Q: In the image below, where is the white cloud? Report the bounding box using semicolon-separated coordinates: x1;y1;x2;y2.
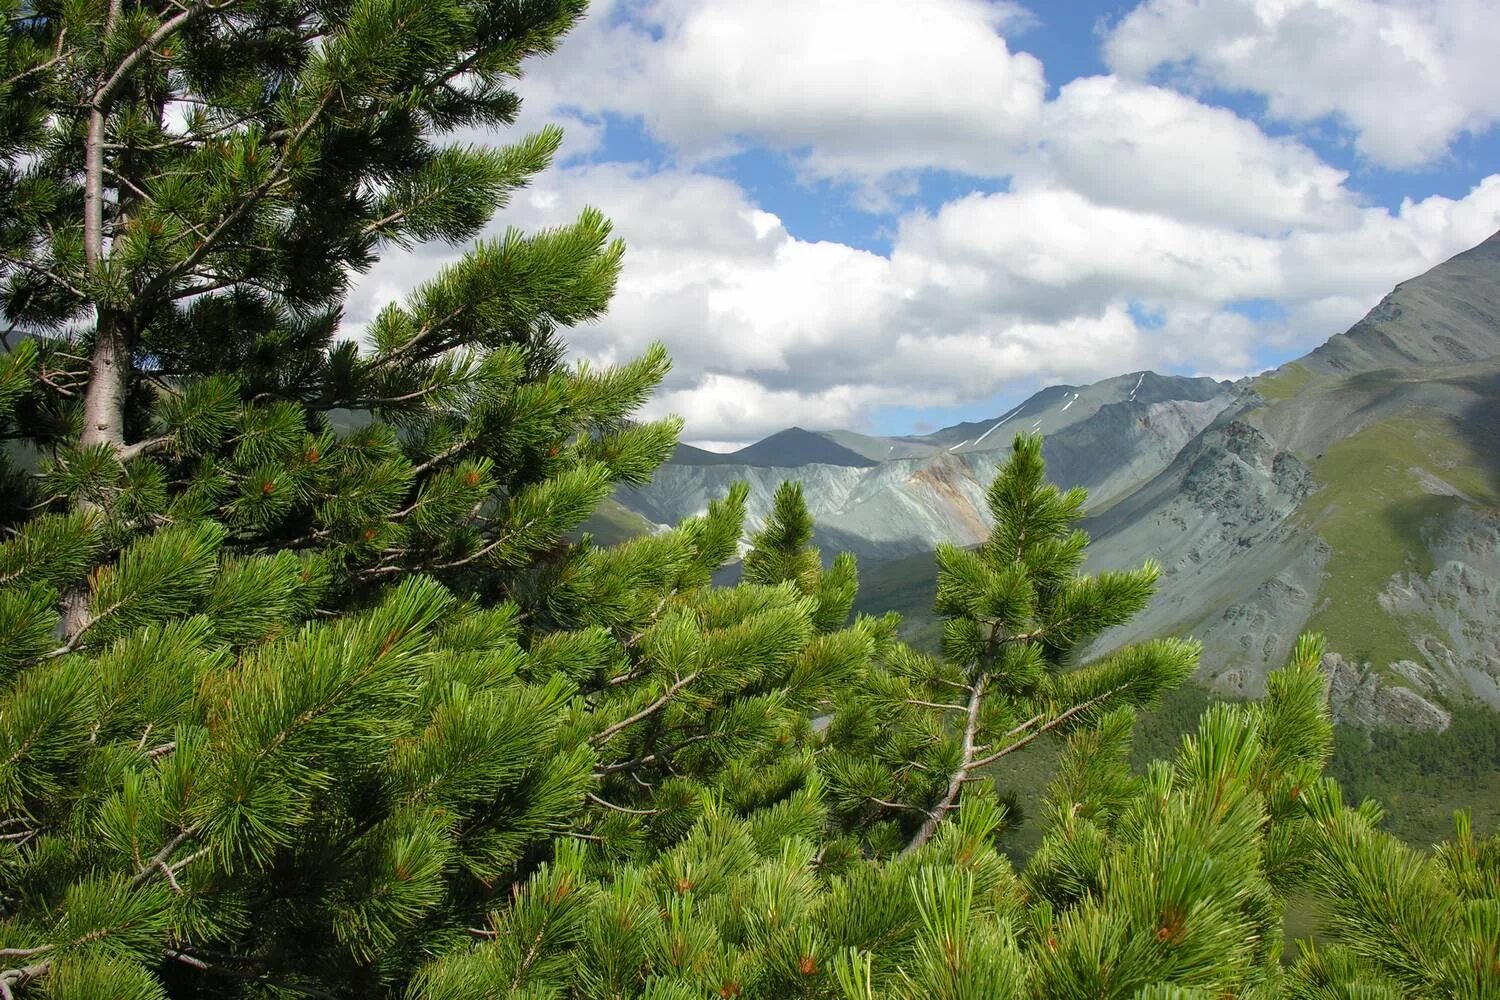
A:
337;1;1500;445
521;0;1046;183
342;162;1500;445
517;2;1386;234
1024;76;1357;233
642;375;882;444
1104;0;1500;169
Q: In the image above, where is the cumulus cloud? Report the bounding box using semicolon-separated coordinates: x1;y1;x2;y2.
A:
1104;0;1500;169
520;0;1046;184
340;0;1500;447
346;162;1500;446
1023;76;1358;233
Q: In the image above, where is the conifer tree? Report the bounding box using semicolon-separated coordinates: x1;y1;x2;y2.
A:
1290;789;1500;998
2;0;674;622
402;632;1357;998
741;481;860;635
0;2;884;995
5;5;1497;995
821;433;1199;858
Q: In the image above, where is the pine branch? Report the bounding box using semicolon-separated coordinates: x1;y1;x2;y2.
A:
593;733;715;775
145;83;337;298
586;792;657;816
117;434;175;461
0;26;67;91
94;2;236;107
369;304;469;373
0;251;87;299
905;698;970;713
408;434;473;477
162;948;340;999
0;831;208;999
590;672;701;747
870;797;927;814
129;828;197;888
102;165;156;208
0;959;48;999
900;677;986;857
963;684;1129;773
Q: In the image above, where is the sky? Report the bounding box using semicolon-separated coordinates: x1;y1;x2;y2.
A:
344;0;1500;450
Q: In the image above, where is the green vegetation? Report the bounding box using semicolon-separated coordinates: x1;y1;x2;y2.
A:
851;547;941;649
1329;706;1500;845
1252;362;1315;401
1301;412;1497;667
579;497;661;546
822;434;1198;859
5;2;1500;996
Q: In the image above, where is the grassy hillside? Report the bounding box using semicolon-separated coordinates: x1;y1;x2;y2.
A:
1252;362;1314;401
1296;411;1496;667
577;496;659;546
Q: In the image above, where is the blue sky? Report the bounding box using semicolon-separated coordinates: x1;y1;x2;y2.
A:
348;0;1500;447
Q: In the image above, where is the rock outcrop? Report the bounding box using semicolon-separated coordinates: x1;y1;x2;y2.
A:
1322;652;1452;731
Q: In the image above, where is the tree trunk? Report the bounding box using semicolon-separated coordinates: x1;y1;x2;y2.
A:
79;0;128;453
79;309;128;450
67;68;126;638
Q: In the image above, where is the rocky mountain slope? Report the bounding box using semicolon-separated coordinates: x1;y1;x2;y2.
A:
616;371;1239;560
611;231;1500;728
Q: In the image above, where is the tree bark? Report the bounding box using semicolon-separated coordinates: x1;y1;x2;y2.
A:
66;3;127;640
79;309;128;450
79;0;128;454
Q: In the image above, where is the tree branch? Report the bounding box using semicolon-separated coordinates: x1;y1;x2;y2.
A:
586;791;656;816
0;959;48;999
965;684;1129;773
905;698;970;713
900;677;986;857
117;434;174;462
95;3;234;107
144;82;337;299
591;672;701;747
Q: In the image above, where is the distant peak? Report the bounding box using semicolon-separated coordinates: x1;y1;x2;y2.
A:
672;425;874;468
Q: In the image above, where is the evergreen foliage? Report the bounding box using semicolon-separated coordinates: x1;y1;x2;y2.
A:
3;3;1497;997
819;434;1199;858
1;0;875;992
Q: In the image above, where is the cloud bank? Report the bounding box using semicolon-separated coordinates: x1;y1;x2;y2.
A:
346;0;1500;446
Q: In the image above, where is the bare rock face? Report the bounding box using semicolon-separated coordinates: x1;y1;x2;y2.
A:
1078;415;1323;699
1321;652;1452;731
1376;508;1500;709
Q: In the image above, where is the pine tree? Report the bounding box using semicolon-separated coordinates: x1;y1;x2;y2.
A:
1;0;671;618
5;5;1497;995
400;632;1357;998
1290;789;1500;997
821;433;1199;858
741;481;860;636
0;2;884;995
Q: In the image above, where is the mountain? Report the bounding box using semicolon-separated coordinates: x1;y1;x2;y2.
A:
611;231;1500;728
850;232;1500;729
617;372;1238;559
672;426;877;468
1080;234;1500;725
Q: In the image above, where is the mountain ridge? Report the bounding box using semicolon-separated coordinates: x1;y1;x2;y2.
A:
612;230;1500;728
